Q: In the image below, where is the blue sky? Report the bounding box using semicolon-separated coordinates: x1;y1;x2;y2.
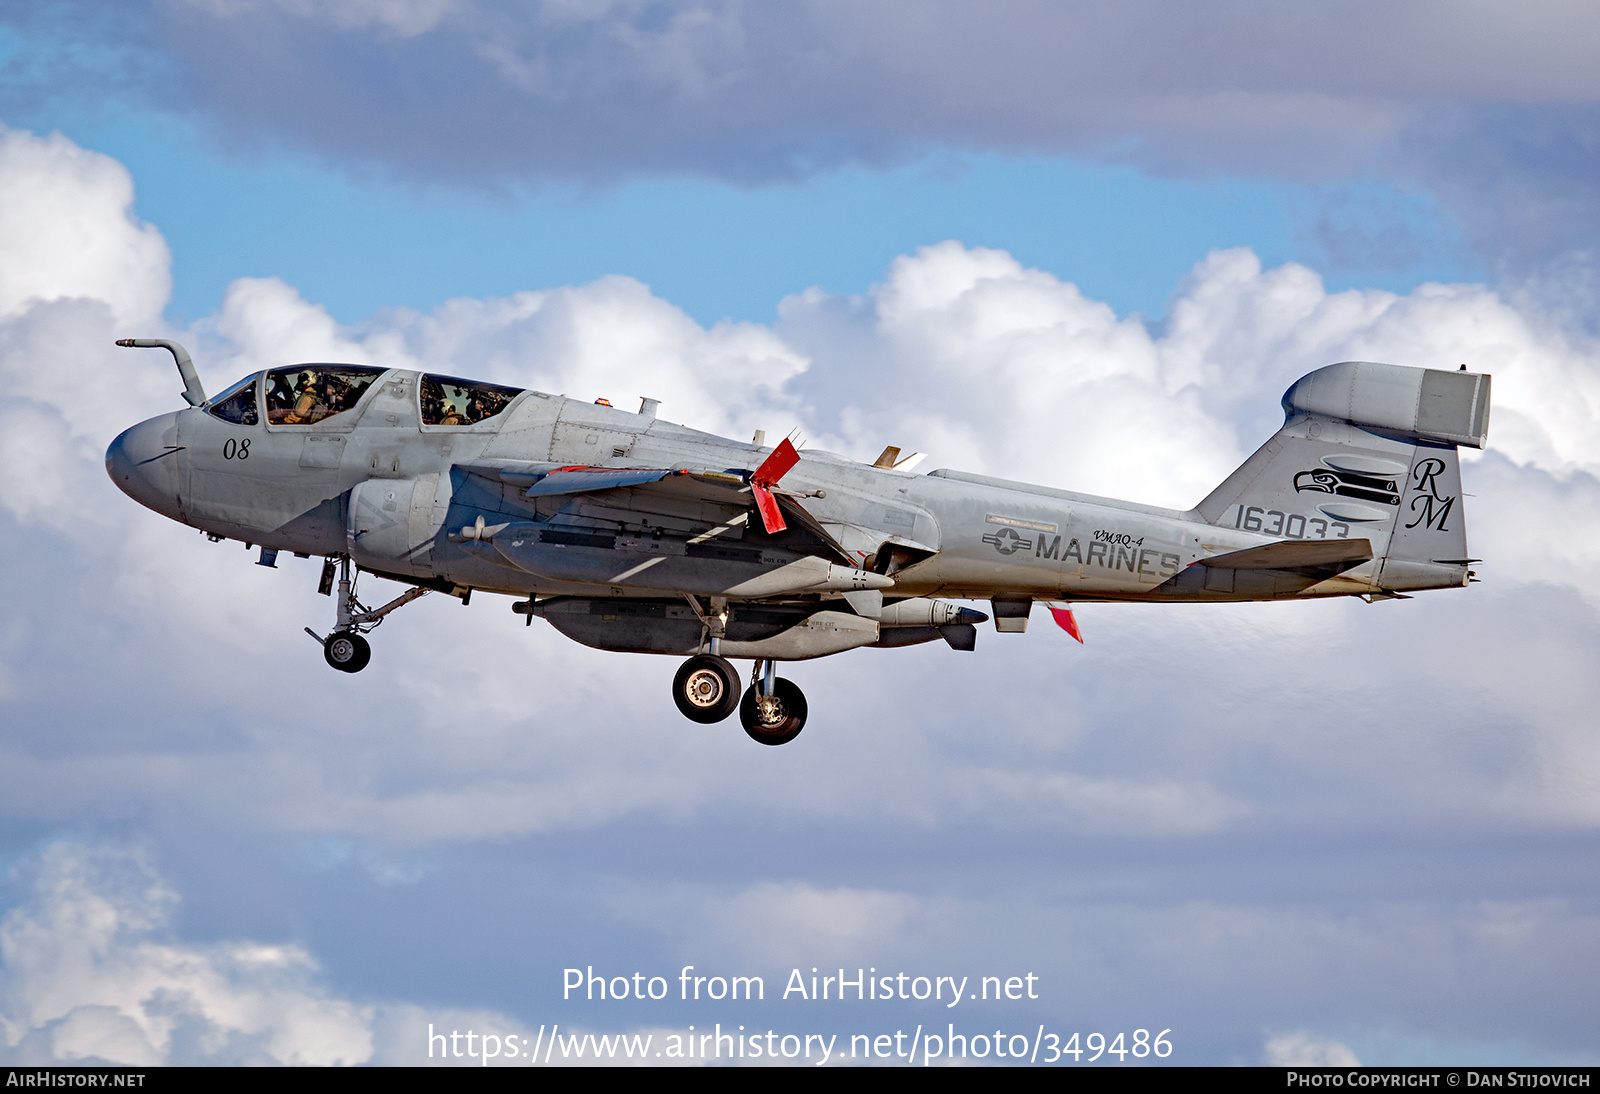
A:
1;0;1598;1069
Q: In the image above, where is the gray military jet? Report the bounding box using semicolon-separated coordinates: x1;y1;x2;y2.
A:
106;339;1488;744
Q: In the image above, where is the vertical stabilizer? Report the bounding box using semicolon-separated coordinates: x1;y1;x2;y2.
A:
1196;362;1488;594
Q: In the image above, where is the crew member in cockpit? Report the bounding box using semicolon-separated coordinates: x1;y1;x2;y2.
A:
321;374;349;417
284;371;321;424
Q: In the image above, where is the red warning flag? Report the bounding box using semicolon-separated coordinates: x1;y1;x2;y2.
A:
1048;604;1083;643
750;438;800;534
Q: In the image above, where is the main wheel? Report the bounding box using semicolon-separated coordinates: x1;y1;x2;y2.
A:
672;655;741;723
324;631;371;673
739;678;807;745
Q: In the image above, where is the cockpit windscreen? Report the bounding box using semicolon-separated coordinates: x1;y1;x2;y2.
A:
208;375;259;425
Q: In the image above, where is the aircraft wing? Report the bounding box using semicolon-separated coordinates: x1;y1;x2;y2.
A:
463;460;748;498
457;459;854;564
523;466;693;496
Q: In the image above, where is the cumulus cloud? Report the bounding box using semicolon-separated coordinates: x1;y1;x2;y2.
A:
180;0;463;38
0;843;373;1065
0;128;176;534
0;126;168;328
783;242;1600;501
1264;1031;1361;1066
0;842;651;1067
182;271;809;445
704;883;918;968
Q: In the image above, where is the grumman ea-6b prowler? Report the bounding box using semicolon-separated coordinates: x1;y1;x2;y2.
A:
107;340;1489;745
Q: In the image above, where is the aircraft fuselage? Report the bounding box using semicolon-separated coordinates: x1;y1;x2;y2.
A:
107;352;1486;741
107;365;1426;608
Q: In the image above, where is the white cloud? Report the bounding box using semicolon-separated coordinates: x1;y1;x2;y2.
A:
357;275;810;441
783;243;1600;500
0;127;169;329
204;276;370;380
177;0;462;38
705;883;917;968
188;272;810;446
0;841;673;1067
1265;1031;1361;1066
0;843;373;1066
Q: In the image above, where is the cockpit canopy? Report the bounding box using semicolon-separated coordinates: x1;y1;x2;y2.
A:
265;365;385;425
204;365;527;428
420;374;522;426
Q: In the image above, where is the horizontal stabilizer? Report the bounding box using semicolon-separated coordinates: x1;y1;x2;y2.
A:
1200;538;1373;573
1284;362;1490;449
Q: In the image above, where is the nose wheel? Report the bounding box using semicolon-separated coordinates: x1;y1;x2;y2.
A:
323;632;371;673
672;654;741;722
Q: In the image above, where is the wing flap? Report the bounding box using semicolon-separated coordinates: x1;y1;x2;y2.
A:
773;492;852;562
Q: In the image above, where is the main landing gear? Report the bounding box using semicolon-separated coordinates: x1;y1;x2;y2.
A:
307;556;432;673
672;654;741;722
669;655;809;745
740;659;807;745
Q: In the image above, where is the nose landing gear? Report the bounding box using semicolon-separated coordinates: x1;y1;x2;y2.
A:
308;556;432;673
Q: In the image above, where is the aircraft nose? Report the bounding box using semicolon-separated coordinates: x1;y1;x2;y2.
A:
106;413;185;520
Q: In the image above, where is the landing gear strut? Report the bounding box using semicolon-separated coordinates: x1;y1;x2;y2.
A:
308;556;430;673
738;659;807;745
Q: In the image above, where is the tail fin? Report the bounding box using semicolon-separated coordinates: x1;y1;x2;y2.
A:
1196;362;1490;594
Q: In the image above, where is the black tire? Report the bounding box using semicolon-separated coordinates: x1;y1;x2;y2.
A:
324;632;371;673
672;655;741;723
739;678;807;745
